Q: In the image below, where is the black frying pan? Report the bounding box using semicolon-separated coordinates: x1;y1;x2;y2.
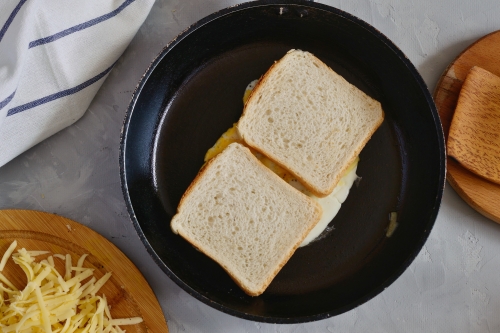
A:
120;0;445;323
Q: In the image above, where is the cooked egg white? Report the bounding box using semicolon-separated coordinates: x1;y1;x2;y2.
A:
204;80;359;247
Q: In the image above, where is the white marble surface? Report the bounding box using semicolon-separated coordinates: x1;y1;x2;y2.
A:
1;0;500;332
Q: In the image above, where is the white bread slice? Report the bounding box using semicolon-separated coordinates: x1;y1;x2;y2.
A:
171;142;322;296
238;49;384;197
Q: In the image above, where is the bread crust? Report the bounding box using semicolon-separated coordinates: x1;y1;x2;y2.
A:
171;154;218;234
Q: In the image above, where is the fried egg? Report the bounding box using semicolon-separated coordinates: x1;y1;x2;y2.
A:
204;80;359;247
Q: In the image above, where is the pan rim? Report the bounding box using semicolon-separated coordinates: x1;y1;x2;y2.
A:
119;0;446;323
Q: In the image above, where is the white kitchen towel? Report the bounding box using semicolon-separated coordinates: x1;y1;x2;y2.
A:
0;0;155;167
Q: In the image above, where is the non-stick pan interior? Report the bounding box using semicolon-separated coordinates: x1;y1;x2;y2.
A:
121;1;445;323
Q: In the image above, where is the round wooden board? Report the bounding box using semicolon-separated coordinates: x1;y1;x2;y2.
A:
434;30;500;224
0;209;168;333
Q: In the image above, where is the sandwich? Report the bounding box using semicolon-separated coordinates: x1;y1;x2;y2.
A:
170;49;384;296
171;142;322;296
238;49;384;197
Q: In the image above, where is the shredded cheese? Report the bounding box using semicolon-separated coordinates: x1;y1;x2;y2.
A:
0;241;17;271
0;241;143;333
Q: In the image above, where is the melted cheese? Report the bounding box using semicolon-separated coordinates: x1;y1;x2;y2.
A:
299;160;358;247
0;241;143;333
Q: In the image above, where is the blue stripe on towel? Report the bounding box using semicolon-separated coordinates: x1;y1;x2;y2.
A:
7;62;116;117
0;91;16;110
0;0;28;43
29;0;135;48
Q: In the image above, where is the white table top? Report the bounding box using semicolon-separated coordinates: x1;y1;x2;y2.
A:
1;0;500;332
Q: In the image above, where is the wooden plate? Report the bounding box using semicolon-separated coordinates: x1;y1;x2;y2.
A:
0;209;168;333
434;30;500;223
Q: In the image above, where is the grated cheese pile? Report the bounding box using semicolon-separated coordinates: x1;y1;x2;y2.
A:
0;241;143;333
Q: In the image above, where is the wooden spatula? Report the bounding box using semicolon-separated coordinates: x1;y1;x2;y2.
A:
448;66;500;185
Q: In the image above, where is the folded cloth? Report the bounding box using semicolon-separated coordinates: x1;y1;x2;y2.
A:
0;0;155;167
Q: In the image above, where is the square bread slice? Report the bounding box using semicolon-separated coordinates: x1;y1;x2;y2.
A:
447;66;500;184
170;142;322;296
238;49;384;197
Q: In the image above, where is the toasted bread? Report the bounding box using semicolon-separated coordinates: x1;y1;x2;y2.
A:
448;66;500;184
